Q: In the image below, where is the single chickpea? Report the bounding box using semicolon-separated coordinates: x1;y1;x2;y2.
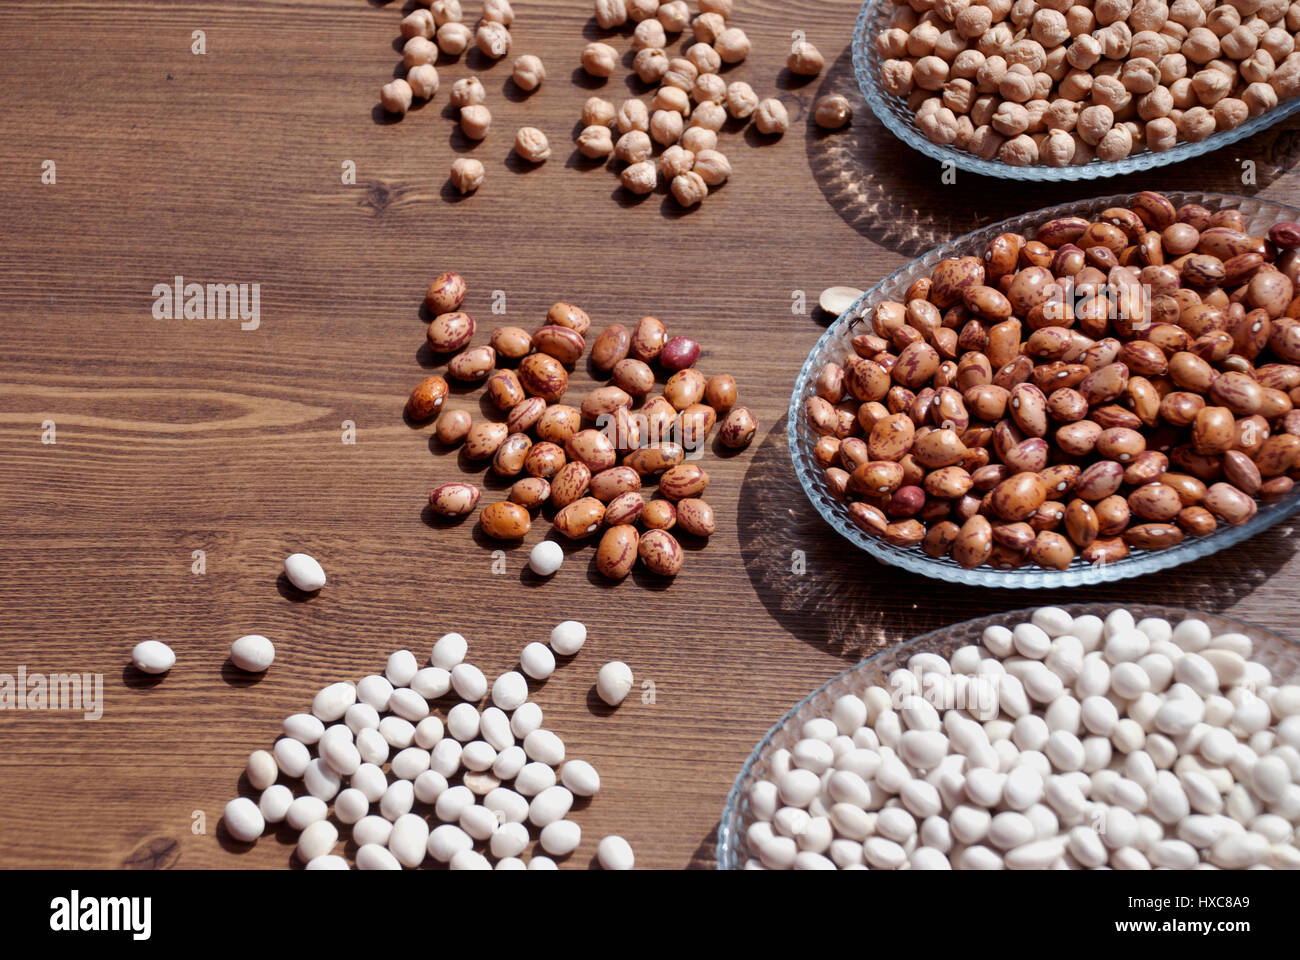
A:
1183;27;1220;63
788;39;826;76
657;0;690;32
513;54;546;91
450;76;486;107
1009;0;1036;27
1205;6;1240;38
686;42;723;74
1239;49;1275;84
693;12;727;44
576;124;615;158
614;130;653;163
1146;115;1179;149
1158;52;1188;84
969;124;1006;159
626;0;659;22
1274;52;1300;97
1031;70;1053;99
407;63;441;100
1041;127;1075;165
649;108;684;145
514;127;551;163
881;59;916;96
1162;21;1190;48
1005;38;1047;73
450;157;485;193
1169;0;1203;27
477;20;511;58
633;48;669;84
1177;103;1217;140
1095;123;1134;160
1129;32;1165;63
914;55;950;91
1130;0;1168;31
1098;23;1133;59
918;106;961;144
1095;0;1132;26
1044;97;1080;129
1092;75;1131;111
658;144;695;178
907;22;939;58
978;23;1014;58
670;171;709;207
403;36;438;68
582;42;619;77
1191;68;1231;104
620;160;658;195
992;101;1031;135
998;132;1040;164
970;94;999;125
975;55;1009;93
1137;84;1174;119
633;19;668;50
594;0;628;30
952;49;987;79
1031;9;1071;46
460;104;492;139
1169;76;1196;108
1242;81;1278;115
814;93;854;129
1260;27;1294;62
680;125;718;153
715;27;751;64
1077;103;1115;144
582;96;616;127
997;63;1036;101
955;5;993;38
693;148;731;185
663;58;699;91
380;78;414;116
690;100;727;131
699;0;733;17
910;91;939;113
617;99;650;134
653;85;691;116
692;73;727;105
482;0;514;24
1121;57;1161;94
877;28;910;59
942;78;976;114
431;0;463;27
401;10;435;40
1025;98;1051;132
437;22;474;56
754;98;791;135
1213;97;1248;129
1219;24;1257;60
953;114;976;149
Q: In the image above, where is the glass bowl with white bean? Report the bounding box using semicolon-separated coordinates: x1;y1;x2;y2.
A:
789;191;1300;588
716;603;1300;869
852;0;1300;181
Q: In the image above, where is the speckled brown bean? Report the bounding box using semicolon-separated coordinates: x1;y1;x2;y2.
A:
1168;352;1215;392
1046;388;1088;422
565;429;616;472
965;384;1010;421
929;257;986;308
581;386;633;421
912;429;968;468
1221;449;1262;495
550;462;592;508
868;413;914;461
1126;482;1182;522
814;436;841;467
951;515;994;568
893;342;941;390
990;472;1047;522
429;482;481;517
547;302;591;336
641;499;676;530
718;407;757;449
509;477;551;510
921;520;959;558
448;345;496;381
1159;391;1205;427
924;466;973;498
1075;460;1124;501
532;325;586;366
1209;371;1263;416
705;374;738;412
825;467;850;499
992;523;1036;552
624;442;685;476
664;369;707;410
532;404;579;444
492;433;532;476
1078;362;1130;404
659;463;709;500
1064;499;1099;547
612;359;655;397
1123;451;1168;486
604;490;645;525
1009;383;1048;437
1123;523;1185;550
503;397;543;436
519;353;569;402
1031;532;1075;570
1254;435;1300;476
487;370;525;410
436;409;473;446
851;460;905;496
630;316;668;362
491;326;533;360
589;466;641;501
464;422;509;459
1203;482;1257;524
426;272;467;314
1039;465;1079;499
591;324;631;370
479;501;531;539
883;520;926;547
1081;537;1129;565
675;498;715;537
427;311;476;353
638;528;683;576
596;525;640;579
1261;476;1295;500
554;497;606;539
1096;427;1146;463
660;336;701;372
1176;505;1217;535
1192;406;1236;455
408;376;450;420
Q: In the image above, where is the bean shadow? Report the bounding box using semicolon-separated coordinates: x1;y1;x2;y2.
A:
221;657;265;688
121;664;166;689
738;415;1300;665
275;571;318;602
687;821;719;869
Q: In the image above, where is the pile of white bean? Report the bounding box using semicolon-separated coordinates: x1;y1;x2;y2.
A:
742;607;1300;870
223;620;636;870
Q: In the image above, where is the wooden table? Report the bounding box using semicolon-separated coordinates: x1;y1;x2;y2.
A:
2;0;1299;870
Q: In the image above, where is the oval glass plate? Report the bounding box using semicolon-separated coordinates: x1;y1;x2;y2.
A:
852;0;1300;182
789;191;1300;588
716;602;1300;869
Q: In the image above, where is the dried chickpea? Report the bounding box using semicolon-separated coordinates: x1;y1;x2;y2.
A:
450;76;486;107
658;144;695;178
1242;81;1278;115
686;42;722;74
514;127;551;163
653;85;691;116
690;101;727;132
582;96;616;127
1077;104;1115;144
401;10;435;40
915;56;951;91
715;27;751;64
627;0;658;22
633;19;668;50
482;0;514;24
671;171;708;207
999;132;1039;164
693;12;726;44
1177;104;1216;140
460;104;492;140
618;99;650;134
814;94;853;129
788;39;825;76
403;36;437;68
658;0;691;32
881;59;915;96
594;0;628;30
699;0;732;16
621;160;658;195
692;73;727;105
476;21;511;59
633;48;669;84
576;124;615;158
450;157;485;193
380;79;414;116
680;126;718;153
754;98;790;135
1041;127;1075;165
918;106;960;144
693;148;731;185
650;109;684;145
725;81;759;118
1146;116;1178;149
582;42;619;77
615;130;653;164
663;58;699;91
1095;122;1135;160
1214;97;1248;129
512;54;545;91
407;64;440;100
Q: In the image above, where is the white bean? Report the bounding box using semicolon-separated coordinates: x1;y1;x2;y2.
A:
283;552;326;591
223;797;264;842
231;634;275;673
432;632;468;669
596;661;634;706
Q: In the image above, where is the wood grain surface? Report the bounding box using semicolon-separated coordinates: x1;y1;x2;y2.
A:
2;0;1300;870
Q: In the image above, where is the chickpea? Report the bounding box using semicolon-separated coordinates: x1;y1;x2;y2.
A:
814;93;854;129
999;132;1040;164
620;160;657;195
437;21;474;55
663;58;699;91
633;48;669;84
1044;97;1080;129
1095;122;1135;160
971;94;999;125
450;156;485;193
1191;67;1231;104
1077;103;1115;144
576;124;614;158
652;85;691;116
998;63;1036;101
1242;80;1278;115
633;19;668;50
1177;103;1217;140
1239;49;1275;84
1159;52;1188;84
431;0;463;26
400;10;435;40
1146;115;1179;149
693;11;726;44
699;0;733;16
512;54;545;91
714;27;751;64
476;21;511;58
614;130;653;164
403;36;437;69
680;125;718;153
956;5;994;38
582;42;619;77
992;101;1031;135
1041;127;1075;165
658;144;695;178
657;0;691;32
649;109;684;145
1129;32;1165;63
882;59;916;96
788;39;825;76
582;96;616;127
407;64;440;100
1183;26;1220;63
918;105;961;144
693;148;731;185
1261;27;1295;62
1031;9;1071;46
449;77;485;109
915;55;951;91
1170;76;1196;107
514;127;550;163
686;42;722;74
754;98;791;135
460;104;492;139
1213;96;1248;128
976;55;1009;92
1138;84;1175;119
626;0;658;22
671;170;709;207
1067;33;1103;70
1092;75;1131;110
942;78;976;114
877;27;910;59
617;99;650;134
594;0;628;30
952;49;987;79
690;100;726;132
482;0;514;25
969;124;1006;158
380;78;414;116
692;73;727;104
1121;56;1161;93
1130;0;1168;31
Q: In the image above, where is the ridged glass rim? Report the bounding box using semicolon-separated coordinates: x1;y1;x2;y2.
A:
715;601;1300;869
852;0;1300;182
788;190;1300;588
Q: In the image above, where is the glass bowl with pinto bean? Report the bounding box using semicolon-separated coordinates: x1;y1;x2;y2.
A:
789;191;1300;587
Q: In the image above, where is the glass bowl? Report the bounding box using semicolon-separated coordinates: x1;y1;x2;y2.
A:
789;190;1300;589
852;0;1300;182
716;602;1300;869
